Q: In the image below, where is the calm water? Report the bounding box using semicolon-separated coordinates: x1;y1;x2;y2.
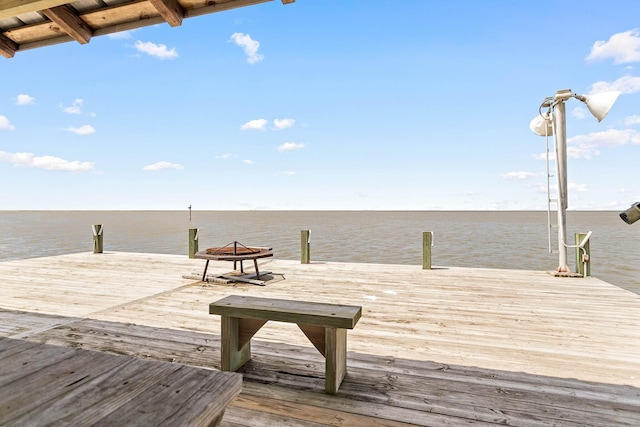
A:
0;211;638;295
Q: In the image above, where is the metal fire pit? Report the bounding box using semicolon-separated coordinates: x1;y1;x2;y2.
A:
194;241;273;284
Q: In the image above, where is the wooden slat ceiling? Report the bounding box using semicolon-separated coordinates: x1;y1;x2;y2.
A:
0;0;295;58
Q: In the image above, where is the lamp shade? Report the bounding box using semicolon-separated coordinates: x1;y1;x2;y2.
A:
582;91;620;122
529;114;553;136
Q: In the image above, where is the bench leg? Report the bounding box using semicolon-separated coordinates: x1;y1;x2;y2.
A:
325;327;348;394
220;316;266;372
220;316;252;371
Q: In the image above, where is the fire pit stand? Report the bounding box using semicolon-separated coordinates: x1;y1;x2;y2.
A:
194;241;273;285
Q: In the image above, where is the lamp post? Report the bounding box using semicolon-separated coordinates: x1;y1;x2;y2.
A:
530;89;620;273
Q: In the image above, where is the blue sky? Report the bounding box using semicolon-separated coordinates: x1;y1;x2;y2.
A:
1;0;640;210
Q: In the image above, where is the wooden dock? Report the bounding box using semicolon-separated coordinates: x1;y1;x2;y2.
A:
1;252;639;426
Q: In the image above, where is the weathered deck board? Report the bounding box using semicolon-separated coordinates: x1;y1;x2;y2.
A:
15;313;639;426
1;251;639;426
0;337;242;426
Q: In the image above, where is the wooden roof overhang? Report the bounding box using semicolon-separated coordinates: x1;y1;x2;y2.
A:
0;0;294;58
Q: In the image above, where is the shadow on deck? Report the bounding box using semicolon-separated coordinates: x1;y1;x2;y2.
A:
5;308;639;427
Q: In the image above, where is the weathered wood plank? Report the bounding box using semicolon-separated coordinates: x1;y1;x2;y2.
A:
0;32;17;58
16;315;640;426
222;406;331;427
94;366;241;426
0;342;131;423
324;327;347;394
42;4;93;44
148;0;184;26
0;308;75;338
1;252;639;426
0;337;242;426
0;0;69;20
221;315;252;371
210;295;362;329
229;393;429;427
239;360;640;426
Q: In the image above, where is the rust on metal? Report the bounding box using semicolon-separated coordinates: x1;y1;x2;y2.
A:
196;241;274;282
206;241;263;256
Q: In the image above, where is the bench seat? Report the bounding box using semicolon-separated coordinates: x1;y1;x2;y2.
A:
209;295;362;394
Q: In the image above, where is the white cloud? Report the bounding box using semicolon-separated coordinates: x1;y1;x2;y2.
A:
242;159;254;164
0;151;94;171
143;161;184;171
135;40;178;60
624;115;640;126
64;124;95;135
532;129;640;160
280;171;296;176
0;115;15;130
502;171;538;180
565;129;640;159
229;33;264;64
533;183;549;194
278;142;305;152
532;152;554;161
568;182;588;192
63;98;83;114
33;156;94;171
589;75;640;94
567;145;599;159
108;30;135;40
215;153;233;159
273;118;295;130
569;128;640;147
240;119;268;131
586;29;640;64
16;94;35;106
571;106;587;120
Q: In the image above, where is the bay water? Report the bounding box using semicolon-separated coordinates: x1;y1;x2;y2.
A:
0;210;638;295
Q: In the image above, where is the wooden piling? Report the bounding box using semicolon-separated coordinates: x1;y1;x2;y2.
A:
575;232;591;277
92;224;103;254
422;231;433;270
188;228;199;259
301;230;310;264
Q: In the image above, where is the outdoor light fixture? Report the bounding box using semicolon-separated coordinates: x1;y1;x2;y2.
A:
620;202;640;225
529;89;620;272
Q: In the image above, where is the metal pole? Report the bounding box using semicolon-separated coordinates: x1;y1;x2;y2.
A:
575;232;591;277
554;100;569;272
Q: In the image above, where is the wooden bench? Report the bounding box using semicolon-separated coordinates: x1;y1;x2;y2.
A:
209;295;362;394
0;337;242;426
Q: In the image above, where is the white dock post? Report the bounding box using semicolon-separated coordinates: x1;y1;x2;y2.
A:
575;232;591;277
